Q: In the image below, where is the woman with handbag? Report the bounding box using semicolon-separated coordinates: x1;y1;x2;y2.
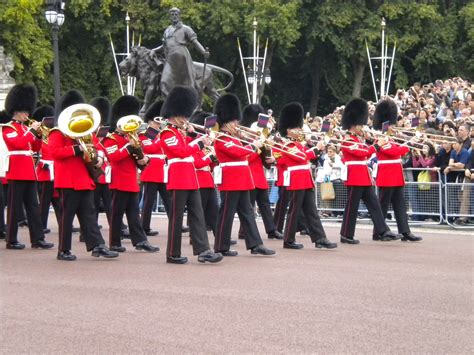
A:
412;141;437;221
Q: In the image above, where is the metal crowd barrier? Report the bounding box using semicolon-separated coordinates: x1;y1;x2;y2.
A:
444;170;474;229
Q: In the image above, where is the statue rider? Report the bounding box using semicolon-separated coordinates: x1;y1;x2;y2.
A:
152;7;209;97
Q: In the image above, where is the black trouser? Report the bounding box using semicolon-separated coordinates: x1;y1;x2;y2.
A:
94;183;112;225
110;190;147;247
141;182;171;231
167;189;209;257
215;190;262;252
376;186;410;235
273;186;308;232
239;188;277;237
6;180;44;244
340;185;389;239
199;188;218;236
0;183;5;233
58;189;104;252
284;189;327;243
37;181;61;229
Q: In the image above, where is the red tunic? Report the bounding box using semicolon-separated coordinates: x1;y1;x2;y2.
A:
103;133;139;192
248;151;269;189
274;153;286;187
277;141;316;190
49;130;96;190
2;121;41;181
139;133;166;183
92;134;110;185
374;140;409;187
193;148;214;189
340;134;375;186
160;125;200;190
37;140;54;182
214;135;255;191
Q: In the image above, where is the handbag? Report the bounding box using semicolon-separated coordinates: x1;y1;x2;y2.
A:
417;170;431;190
320;181;336;200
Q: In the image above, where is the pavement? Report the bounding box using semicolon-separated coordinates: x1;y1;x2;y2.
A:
1;214;473;354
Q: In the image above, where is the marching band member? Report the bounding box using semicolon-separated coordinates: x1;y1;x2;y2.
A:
1;84;53;250
102;96;159;253
33;104;61;234
277;102;337;249
372;99;422;242
159;86;223;264
189;111;219;236
49;96;118;261
339;98;400;244
139;100;171;236
213;94;275;257
238;104;283;240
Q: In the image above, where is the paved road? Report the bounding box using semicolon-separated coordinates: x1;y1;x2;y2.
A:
1;215;472;354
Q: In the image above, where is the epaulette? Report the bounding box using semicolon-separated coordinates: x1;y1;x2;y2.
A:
160;127;174;135
0;123;16;131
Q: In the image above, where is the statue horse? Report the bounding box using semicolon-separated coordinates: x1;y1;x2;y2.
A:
119;46;234;114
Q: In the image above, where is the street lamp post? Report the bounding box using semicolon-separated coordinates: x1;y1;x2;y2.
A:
45;0;65;114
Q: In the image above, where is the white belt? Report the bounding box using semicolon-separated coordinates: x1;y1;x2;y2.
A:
40;159;54;181
345;160;368;166
220;161;248;167
196;166;211;172
167;157;194;164
287;164;311;172
2;151;33;175
377;159;402;165
147;154;166;159
164;157;194;183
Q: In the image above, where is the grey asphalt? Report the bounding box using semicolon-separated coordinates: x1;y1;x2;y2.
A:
1;214;472;354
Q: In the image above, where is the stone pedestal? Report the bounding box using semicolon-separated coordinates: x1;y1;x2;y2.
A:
0;46;16;111
0;78;15;111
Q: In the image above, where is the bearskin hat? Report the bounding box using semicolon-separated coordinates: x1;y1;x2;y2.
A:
5;84;37;116
0;110;11;124
58;90;85;113
373;99;398;130
278;102;304;137
214;94;241;126
90;97;111;125
110;95;140;130
160;86;198;119
241;104;264;128
190;111;212;126
144;100;164;123
341;98;368;130
31;105;55;122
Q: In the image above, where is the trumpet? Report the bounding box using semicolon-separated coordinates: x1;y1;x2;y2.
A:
57;103;103;181
25;117;53;142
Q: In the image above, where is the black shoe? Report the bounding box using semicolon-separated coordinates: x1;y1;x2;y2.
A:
135;240;160;252
0;231;6;239
198;250;223;263
6;242;25;250
144;229;159;237
268;230;284;240
238;234;245;240
167;255;188;264
43;228;51;234
251;244;276;255
401;232;423;242
340;236;360;244
57;251;76;261
91;245;119;258
380;230;401;241
18;220;28;227
71;226;80;233
182;226;190;233
315;238;338;249
121;228;131;239
110;245;126;253
31;240;54;249
221;250;238;257
299;229;308;236
283;241;304;249
230;239;237;245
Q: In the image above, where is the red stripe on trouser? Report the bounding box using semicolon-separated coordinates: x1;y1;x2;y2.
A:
284;191;297;242
216;192;228;250
342;187;353;237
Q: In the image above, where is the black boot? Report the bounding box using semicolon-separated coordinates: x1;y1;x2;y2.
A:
401;232;422;242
